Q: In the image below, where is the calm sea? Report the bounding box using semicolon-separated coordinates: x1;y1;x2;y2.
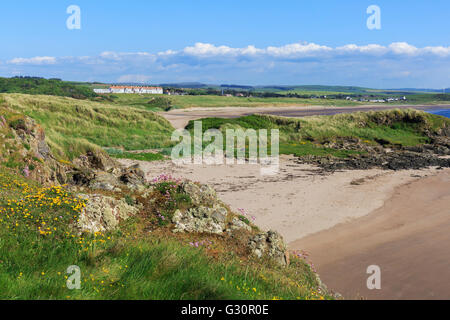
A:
427;109;450;118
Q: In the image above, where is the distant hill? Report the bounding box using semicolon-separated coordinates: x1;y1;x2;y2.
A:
157;83;375;94
0;76;98;99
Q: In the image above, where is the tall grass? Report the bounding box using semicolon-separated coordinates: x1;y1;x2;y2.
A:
1;94;175;159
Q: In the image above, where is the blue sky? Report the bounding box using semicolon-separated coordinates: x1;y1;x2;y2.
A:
1;0;449;88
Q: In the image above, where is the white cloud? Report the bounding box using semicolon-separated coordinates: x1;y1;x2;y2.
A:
266;42;331;57
8;56;56;65
183;43;241;57
4;42;450;87
389;42;419;56
336;44;388;55
153;41;450;60
422;46;450;57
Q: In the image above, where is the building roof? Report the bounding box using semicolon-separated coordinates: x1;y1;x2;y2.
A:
110;85;162;90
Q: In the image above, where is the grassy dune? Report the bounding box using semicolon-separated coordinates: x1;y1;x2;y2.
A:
1;94;175;160
186;109;449;158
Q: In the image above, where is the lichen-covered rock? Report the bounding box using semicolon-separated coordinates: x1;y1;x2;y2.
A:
77;194;139;233
88;172;123;192
172;205;228;234
181;182;217;207
4;115;69;185
248;231;288;266
71;158;146;192
228;217;252;232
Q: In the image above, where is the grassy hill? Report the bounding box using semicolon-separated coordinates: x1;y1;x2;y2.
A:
1;94;175;160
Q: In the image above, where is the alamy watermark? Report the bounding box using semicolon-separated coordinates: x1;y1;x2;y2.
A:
367;5;381;30
66;5;81;30
171;121;280;176
366;265;381;290
66;265;81;290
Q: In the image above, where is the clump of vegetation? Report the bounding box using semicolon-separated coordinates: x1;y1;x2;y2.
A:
147;175;192;224
147;97;173;111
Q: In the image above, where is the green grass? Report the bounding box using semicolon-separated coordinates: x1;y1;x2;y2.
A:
183;109;449;158
102;93;450;111
102;93;361;110
106;149;166;162
0;166;328;300
1;93;175;160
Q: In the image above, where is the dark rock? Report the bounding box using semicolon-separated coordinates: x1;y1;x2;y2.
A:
119;164;146;190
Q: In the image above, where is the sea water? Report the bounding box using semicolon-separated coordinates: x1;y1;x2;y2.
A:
427;109;450;118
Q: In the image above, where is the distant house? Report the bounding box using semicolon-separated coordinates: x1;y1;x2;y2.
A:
94;86;163;94
93;88;111;94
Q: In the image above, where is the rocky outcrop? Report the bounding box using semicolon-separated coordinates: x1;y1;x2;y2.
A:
171;181;254;235
181;181;218;207
171;181;227;234
70;154;147;192
1;115;69;185
72;150;119;172
119;164;146;191
172;206;228;234
303;133;450;172
248;231;289;266
304;148;450;171
170;181;289;266
228;217;252;232
77;194;139;233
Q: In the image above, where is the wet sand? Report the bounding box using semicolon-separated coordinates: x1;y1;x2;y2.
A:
290;170;450;300
162;104;450;129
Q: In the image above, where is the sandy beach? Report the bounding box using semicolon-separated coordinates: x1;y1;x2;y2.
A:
119;156;447;238
291;170;450;300
118;156;449;299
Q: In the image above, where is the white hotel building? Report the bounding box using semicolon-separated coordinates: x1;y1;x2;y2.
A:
94;86;163;94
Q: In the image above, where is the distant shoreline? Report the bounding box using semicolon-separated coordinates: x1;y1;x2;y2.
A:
162;104;450;129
